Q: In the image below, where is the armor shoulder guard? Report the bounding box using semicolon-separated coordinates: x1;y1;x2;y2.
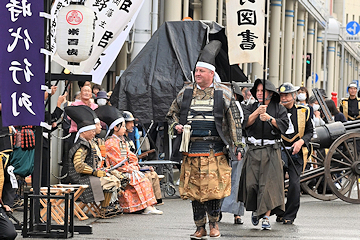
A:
295;105;310;121
340;98;348;106
214;82;232;108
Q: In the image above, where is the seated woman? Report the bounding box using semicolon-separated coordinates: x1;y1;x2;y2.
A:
97;106;162;214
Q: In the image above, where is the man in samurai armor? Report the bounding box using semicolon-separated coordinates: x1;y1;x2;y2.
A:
166;40;243;239
238;78;289;230
65;105;120;218
277;83;313;224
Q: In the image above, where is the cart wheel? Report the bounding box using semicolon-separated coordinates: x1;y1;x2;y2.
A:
165;184;176;196
300;149;337;201
324;132;360;204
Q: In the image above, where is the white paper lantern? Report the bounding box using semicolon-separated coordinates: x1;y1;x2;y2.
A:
56;3;95;65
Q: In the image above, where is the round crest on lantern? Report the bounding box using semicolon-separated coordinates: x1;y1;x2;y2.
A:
56;1;95;65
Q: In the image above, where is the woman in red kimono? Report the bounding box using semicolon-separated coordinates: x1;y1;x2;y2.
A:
100;106;162;214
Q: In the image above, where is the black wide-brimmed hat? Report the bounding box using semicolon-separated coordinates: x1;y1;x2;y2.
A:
94;105;124;137
65;105;97;142
250;78;280;103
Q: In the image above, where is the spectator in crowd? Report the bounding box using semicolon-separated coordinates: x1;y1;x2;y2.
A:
92;84;102;98
78;80;91;89
297;87;309;105
308;96;325;127
340;82;360;121
95;90;109;106
69;86;98;141
73;91;81;102
242;87;256;105
326;99;347;123
103;106;162;214
319;88;327;100
239;79;289;230
297;86;314;123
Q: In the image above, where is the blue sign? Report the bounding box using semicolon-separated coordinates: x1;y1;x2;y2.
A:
346;21;360;35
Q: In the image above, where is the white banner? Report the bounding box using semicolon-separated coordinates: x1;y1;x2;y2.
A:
51;0;144;75
88;5;141;85
226;0;265;66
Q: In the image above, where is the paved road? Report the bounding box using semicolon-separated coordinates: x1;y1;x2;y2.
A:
13;193;360;240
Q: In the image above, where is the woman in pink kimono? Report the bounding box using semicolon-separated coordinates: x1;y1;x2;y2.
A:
98;105;162;214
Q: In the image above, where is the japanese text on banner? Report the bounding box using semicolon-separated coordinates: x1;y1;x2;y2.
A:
0;0;45;126
226;0;265;66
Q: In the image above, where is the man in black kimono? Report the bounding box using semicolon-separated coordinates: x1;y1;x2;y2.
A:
239;79;289;230
278;83;313;224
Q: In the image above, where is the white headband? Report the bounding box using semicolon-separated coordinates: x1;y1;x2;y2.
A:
74;125;96;143
106;117;125;138
348;83;357;89
196;61;215;72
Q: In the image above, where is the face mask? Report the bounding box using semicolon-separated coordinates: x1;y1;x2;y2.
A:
97;99;107;106
313;104;320;111
297;93;307;101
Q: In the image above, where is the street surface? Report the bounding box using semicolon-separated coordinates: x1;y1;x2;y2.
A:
13;192;360;240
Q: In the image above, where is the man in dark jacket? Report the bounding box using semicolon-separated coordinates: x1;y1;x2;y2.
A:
278;82;313;224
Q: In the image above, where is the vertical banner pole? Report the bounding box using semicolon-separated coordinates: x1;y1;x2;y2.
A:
262;0;268;146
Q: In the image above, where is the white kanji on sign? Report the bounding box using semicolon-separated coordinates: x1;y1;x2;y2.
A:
9;58;34;84
6;0;32;22
11;92;36;116
8;27;33;52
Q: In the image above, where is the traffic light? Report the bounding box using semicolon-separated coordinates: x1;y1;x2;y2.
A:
306;53;312;79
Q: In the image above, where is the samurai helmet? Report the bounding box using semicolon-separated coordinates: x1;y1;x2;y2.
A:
278;83;300;94
123;111;135;122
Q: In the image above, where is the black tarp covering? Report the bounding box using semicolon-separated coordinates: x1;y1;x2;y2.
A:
110;21;247;123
